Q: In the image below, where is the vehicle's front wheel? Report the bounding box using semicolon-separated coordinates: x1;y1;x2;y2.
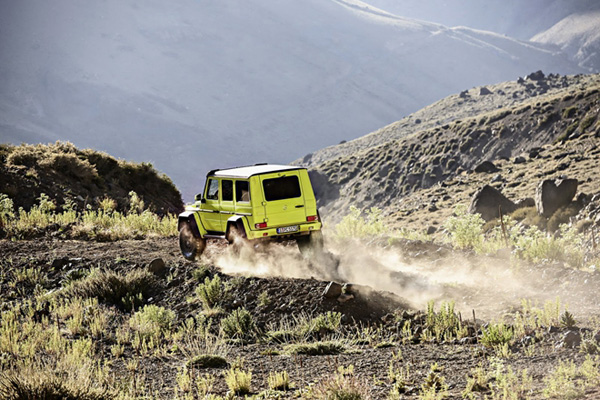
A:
297;230;324;258
179;223;206;261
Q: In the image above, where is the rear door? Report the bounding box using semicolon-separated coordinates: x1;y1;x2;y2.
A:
260;171;307;231
218;179;235;231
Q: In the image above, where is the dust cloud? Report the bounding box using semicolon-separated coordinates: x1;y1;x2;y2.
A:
212;231;592;320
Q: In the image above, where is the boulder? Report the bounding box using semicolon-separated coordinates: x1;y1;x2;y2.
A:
468;185;517;221
513;156;526;164
148;258;167;277
526;70;545;81
528;147;542;159
474;161;499;173
561;330;582;348
535;178;578;217
479;87;493;95
323;281;343;298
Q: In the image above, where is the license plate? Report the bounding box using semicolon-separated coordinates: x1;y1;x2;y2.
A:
277;225;299;234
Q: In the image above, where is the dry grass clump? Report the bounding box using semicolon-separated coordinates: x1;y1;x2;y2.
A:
305;365;371;400
284;340;346;355
58;269;159;310
187;354;229;369
0;192;177;241
0;369;111;400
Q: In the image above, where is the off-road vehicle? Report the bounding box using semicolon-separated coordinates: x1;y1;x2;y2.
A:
178;164;323;260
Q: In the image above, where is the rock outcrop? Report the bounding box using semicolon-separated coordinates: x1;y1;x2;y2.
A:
535;178;578;217
468;185;517;221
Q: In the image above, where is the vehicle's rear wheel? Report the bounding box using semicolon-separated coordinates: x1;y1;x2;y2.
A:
297;230;324;258
226;222;249;255
179;223;206;261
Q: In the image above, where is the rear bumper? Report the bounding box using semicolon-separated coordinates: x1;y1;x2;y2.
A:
246;221;322;240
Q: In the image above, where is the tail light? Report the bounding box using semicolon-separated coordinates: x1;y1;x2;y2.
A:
255;222;268;229
307;215;318;222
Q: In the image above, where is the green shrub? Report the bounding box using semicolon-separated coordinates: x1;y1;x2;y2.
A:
59;269;158;311
335;206;387;238
129;305;176;342
224;367;252;395
423;301;466;342
443;205;484;249
268;371;291;391
0;194;15;226
480;322;514;348
220;308;256;340
196;275;227;310
420;364;448;399
299;311;342;338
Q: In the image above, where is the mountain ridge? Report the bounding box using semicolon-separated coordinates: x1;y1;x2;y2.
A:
0;0;586;200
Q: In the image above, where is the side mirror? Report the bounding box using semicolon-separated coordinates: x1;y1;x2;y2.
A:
194;193;203;202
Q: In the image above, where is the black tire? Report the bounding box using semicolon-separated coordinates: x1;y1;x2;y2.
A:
297;230;324;258
179;223;206;261
226;222;249;255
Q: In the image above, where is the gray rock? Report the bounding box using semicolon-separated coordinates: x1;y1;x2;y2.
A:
514;156;526;164
148;258;167;277
468;185;517;221
529;148;542;159
426;226;437;235
535;178;578;217
526;70;545;81
323;281;343;298
561;330;582;348
515;198;535;208
479;87;493;95
474;161;499;173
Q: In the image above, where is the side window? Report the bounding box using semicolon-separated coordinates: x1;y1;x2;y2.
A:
206;179;219;200
222;180;233;201
236;181;250;202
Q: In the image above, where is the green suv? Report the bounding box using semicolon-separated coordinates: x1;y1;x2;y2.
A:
178;164;323;260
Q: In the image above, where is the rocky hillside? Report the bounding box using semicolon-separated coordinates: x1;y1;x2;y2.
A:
303;72;600;227
0;141;183;214
0;0;585;201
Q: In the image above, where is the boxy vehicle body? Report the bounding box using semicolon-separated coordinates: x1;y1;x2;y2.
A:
177;164;323;260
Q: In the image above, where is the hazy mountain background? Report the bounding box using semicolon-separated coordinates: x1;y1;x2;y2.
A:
0;0;596;200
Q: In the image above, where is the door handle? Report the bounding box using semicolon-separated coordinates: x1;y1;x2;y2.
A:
295;205;304;208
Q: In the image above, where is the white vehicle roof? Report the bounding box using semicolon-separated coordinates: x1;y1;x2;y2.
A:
209;164;303;179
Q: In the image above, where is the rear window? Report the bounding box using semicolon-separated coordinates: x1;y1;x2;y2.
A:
263;176;301;201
